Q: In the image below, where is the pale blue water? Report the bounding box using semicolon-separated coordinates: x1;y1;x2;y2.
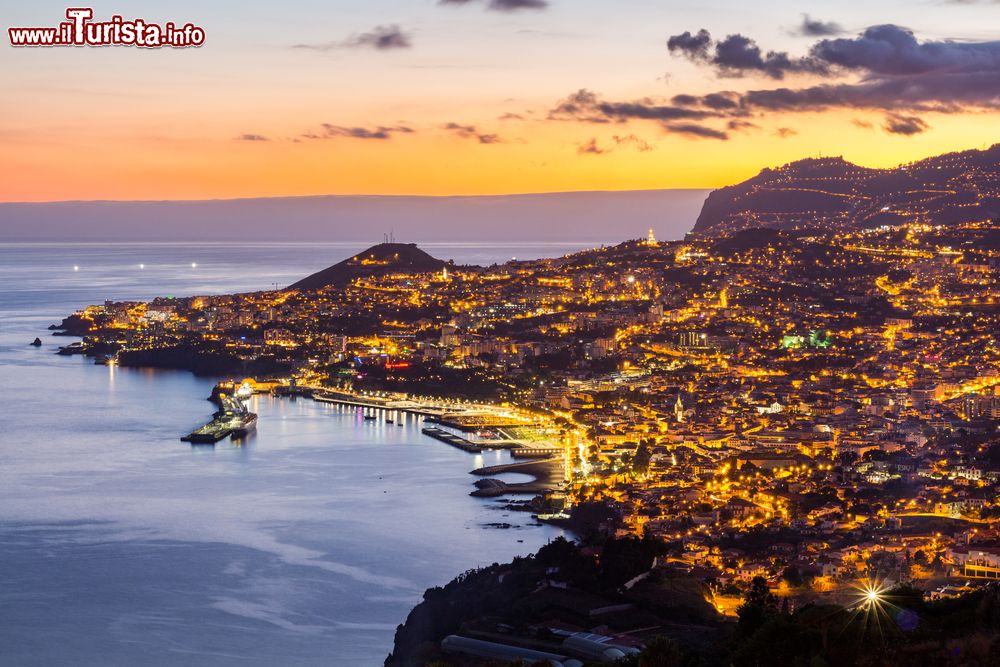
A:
0;243;578;666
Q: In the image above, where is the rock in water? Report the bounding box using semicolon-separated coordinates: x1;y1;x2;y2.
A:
30;337;42;347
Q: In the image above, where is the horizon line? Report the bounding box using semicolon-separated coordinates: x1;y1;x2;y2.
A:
0;187;712;206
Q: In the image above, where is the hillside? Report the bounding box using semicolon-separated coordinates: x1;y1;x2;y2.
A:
693;144;1000;236
385;535;726;667
289;242;447;290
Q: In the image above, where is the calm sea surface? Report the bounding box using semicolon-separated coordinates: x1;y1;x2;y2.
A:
0;243;587;666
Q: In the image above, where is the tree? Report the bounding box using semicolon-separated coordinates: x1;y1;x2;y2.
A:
536;536;577;567
633;442;653;476
737;576;779;635
781;565;803;587
639;635;682;667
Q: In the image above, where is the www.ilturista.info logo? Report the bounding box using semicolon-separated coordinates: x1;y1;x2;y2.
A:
8;8;205;48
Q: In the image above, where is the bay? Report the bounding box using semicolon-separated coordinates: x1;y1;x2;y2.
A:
0;242;583;666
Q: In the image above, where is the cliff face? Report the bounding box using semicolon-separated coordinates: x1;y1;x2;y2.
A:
289;243;447;291
692;145;1000;236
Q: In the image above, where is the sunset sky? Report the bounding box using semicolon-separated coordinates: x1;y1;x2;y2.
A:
2;0;999;201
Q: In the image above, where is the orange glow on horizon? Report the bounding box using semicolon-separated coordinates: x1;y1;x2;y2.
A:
1;108;996;202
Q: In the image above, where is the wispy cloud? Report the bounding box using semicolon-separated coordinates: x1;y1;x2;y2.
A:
577;134;654;155
293;25;412;52
549;88;720;124
442;122;504;144
300;124;415;140
439;0;548;11
235;134;270;142
667;123;729;140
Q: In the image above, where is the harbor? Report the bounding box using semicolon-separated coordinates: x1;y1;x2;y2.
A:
309;388;566;458
189;380;569;499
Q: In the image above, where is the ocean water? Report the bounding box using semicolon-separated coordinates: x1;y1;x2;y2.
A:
0;243;581;666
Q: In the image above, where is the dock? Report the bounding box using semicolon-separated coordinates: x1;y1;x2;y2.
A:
421;427;486;452
313;391;447;418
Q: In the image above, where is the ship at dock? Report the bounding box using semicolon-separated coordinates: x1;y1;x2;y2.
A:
181;394;257;444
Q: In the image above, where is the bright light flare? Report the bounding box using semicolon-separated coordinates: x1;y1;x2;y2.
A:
852;580;889;614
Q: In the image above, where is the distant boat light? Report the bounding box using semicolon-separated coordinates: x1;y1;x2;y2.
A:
191;262;198;268
73;265;79;271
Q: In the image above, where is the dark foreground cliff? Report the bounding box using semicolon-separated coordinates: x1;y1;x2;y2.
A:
386;536;1000;667
385;535;727;667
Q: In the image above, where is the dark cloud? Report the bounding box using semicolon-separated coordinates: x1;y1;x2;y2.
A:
313;124;415;140
549;88;721;124
883;113;929;135
668;29;828;79
665;24;1000;114
236;134;269;142
671;94;700;106
549;24;998;140
810;24;1000;76
439;0;548;11
666;30;712;60
796;14;845;37
666;123;729;140
443;122;503;144
294;25;411;51
673;92;739;109
702;92;741;110
727;120;760;132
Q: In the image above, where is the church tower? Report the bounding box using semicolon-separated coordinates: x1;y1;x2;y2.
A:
675;394;685;423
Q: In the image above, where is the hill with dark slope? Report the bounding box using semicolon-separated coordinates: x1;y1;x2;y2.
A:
693;144;1000;236
289;243;447;291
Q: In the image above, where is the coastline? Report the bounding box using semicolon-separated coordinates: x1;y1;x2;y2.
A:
49;317;573;501
9;338;569;664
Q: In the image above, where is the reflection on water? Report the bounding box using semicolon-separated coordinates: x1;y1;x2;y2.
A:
0;244;566;666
